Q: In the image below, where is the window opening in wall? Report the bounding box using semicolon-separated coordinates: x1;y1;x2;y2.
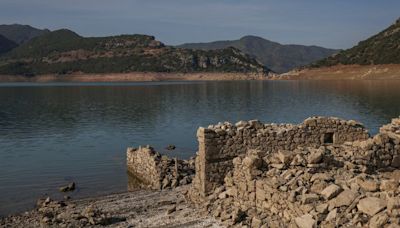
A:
323;133;334;144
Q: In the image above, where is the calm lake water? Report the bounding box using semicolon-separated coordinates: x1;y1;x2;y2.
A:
1;80;400;216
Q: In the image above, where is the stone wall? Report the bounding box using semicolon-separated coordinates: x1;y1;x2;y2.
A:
193;116;400;227
126;146;194;190
193;117;369;196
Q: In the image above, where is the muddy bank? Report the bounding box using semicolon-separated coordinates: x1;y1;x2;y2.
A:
0;72;269;82
0;186;221;228
278;64;400;80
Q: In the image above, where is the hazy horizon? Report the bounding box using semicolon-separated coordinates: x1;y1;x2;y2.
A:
1;0;399;49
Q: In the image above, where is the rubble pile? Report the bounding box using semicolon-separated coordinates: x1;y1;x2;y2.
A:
126;146;195;190
190;116;400;227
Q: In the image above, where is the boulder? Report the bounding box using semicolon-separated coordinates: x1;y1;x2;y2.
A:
331;190;358;208
320;184;342;200
369;212;388;228
357;197;386;216
359;180;379;192
325;208;337;222
307;148;324;164
302;194;319;204
294;214;316;228
380;179;399;191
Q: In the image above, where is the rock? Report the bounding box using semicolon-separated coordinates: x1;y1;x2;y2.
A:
380;179;399;191
307;148;324;164
357;197;387;216
331;190;358;208
391;155;400;168
325;208;337;222
320;184;342;200
166;205;176;214
242;155;262;170
369;212;388;228
42;216;50;224
218;191;228;199
302;194;319;204
387;197;400;217
251;217;262;227
59;182;76;192
294;214;316;228
310;173;332;182
235;120;248;128
359;180;379;192
162;177;171;189
165;145;176;150
232;209;247;224
316;204;328;214
277;150;293;164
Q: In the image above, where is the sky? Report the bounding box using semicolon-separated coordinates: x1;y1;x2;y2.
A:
0;0;399;49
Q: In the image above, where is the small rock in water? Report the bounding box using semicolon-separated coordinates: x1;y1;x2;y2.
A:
59;182;76;192
166;145;176;150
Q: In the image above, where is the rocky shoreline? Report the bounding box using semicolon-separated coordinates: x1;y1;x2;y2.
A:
2;116;400;227
0;72;271;82
0;186;221;228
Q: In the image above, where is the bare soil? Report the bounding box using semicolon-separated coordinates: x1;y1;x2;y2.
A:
278;64;400;80
0;72;267;82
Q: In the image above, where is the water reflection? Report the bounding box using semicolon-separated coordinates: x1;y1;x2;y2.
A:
0;80;400;216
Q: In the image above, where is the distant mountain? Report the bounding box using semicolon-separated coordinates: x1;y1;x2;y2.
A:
0;35;17;54
0;24;50;45
178;36;338;73
0;29;269;76
314;18;400;67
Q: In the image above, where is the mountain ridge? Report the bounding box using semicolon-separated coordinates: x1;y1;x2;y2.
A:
0;24;50;45
0;29;270;76
178;36;338;73
312;18;400;67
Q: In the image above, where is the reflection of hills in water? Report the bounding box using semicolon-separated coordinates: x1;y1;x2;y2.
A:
1;81;400;216
127;171;148;191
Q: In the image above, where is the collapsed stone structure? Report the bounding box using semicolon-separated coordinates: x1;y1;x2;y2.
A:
126;116;400;227
126;146;195;190
188;116;400;227
192;117;369;197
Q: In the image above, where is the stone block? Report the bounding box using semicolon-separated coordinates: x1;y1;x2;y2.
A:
320;184;342;200
357;197;387;216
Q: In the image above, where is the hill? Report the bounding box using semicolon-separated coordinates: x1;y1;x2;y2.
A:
313;18;400;67
0;29;269;76
178;36;338;73
0;24;50;45
0;35;17;54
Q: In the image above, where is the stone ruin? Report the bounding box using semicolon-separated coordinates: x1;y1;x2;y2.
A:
126;146;195;190
127;116;400;227
191;117;369;197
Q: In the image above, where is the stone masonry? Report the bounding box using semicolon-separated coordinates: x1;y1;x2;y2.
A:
189;116;400;227
192;117;369;196
126;145;195;190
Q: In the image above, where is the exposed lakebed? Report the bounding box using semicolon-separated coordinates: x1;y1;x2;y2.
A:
1;80;400;216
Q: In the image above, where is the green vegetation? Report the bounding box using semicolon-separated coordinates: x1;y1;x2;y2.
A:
0;24;50;45
0;30;269;76
313;18;400;67
0;35;17;54
178;35;338;73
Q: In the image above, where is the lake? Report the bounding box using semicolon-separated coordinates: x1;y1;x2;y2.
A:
1;80;400;216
